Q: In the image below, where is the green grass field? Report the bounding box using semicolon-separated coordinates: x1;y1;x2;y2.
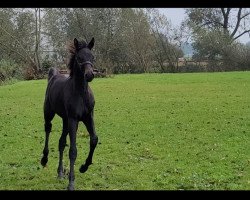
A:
0;72;250;190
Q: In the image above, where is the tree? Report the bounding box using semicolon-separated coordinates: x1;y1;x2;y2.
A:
186;8;250;42
147;8;184;72
0;9;15;60
43;8;121;73
43;8;71;65
0;8;47;76
186;8;250;71
34;8;42;72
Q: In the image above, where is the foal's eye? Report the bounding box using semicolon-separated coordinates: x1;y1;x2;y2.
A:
77;58;84;64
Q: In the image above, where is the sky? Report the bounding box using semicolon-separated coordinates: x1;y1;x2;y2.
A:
158;8;250;44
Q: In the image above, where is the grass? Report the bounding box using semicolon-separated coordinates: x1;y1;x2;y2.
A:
0;71;250;190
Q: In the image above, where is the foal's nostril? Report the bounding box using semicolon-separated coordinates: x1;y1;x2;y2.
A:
85;72;94;82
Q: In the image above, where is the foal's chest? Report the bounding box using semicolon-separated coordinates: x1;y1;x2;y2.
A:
66;95;93;119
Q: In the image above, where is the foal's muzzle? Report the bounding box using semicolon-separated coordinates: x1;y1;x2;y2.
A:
82;61;94;82
85;71;94;82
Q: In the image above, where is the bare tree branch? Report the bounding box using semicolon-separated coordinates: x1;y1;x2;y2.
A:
233;29;250;40
231;8;242;38
0;41;30;61
0;24;36;66
240;12;250;20
221;8;226;18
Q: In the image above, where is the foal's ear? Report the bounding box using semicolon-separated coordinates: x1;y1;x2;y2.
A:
87;37;95;50
74;38;79;49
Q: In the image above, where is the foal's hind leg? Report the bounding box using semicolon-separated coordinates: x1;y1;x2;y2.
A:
41;107;55;167
57;118;69;178
79;113;98;173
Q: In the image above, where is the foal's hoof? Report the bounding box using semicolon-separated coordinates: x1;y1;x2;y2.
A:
57;173;64;179
79;164;88;173
57;168;67;179
67;184;74;191
41;157;48;167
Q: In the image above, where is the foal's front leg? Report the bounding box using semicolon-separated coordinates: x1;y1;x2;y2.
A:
79;112;98;173
67;118;79;190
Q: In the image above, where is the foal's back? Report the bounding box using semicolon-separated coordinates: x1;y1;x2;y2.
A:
44;68;69;118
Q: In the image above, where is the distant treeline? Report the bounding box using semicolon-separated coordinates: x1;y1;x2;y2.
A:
1;8;250;82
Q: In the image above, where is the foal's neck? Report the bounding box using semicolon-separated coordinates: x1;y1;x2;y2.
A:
72;75;88;96
72;76;91;111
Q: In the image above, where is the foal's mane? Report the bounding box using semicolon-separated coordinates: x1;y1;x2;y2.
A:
67;40;88;77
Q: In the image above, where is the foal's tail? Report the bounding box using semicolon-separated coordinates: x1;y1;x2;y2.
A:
48;67;59;81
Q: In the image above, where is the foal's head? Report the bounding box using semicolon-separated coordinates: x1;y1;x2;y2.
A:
68;37;95;82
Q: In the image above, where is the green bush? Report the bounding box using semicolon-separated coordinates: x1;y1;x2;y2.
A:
41;56;54;74
0;59;22;82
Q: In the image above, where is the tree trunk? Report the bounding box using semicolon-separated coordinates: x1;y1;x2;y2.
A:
34;8;41;74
